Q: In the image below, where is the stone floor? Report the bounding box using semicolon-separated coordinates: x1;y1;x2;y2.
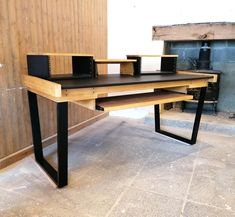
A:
0;110;235;217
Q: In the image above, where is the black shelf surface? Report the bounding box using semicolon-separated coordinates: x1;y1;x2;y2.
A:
49;73;213;89
140;70;175;75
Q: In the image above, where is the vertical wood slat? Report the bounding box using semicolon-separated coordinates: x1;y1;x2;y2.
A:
0;0;107;162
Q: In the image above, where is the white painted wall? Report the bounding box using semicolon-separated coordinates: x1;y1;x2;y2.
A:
108;0;235;72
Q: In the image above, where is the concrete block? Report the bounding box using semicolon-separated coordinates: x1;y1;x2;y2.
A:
171;41;201;49
227;40;235;47
211;48;227;62
210;41;227;48
227;48;235;61
177;62;191;70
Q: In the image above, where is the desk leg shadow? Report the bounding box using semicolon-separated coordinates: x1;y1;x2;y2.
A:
28;91;68;188
154;87;206;145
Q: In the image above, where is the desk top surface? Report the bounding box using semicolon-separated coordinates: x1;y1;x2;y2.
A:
50;74;212;89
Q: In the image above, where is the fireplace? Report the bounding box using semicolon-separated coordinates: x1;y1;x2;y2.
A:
152;22;235;114
183;70;221;113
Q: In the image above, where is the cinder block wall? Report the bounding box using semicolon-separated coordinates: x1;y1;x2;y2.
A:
165;41;235;113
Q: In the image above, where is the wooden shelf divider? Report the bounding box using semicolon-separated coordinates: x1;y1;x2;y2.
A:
95;59;137;76
95;59;136;64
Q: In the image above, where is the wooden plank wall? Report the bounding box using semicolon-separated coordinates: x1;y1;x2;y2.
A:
0;0;107;166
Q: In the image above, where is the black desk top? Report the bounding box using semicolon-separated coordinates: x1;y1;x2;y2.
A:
49;74;212;89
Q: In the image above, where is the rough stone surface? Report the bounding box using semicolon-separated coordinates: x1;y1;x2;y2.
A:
0;113;235;217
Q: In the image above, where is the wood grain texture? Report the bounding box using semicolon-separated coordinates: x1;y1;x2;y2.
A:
95;59;136;63
153;22;235;41
28;53;94;56
120;62;134;76
0;0;107;164
96;91;193;111
73;100;96;110
23;75;62;97
127;55;178;57
60;78;209;102
177;71;218;83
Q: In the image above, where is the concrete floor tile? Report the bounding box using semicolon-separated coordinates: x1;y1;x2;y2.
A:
199;134;235;147
183;201;235;217
1;115;234;217
188;157;235;212
108;188;183;217
58;182;126;217
199;145;235;164
131;150;195;199
0;158;51;192
69;138;154;188
69;160;136;189
198;133;235;164
109;121;200;156
0;187;89;217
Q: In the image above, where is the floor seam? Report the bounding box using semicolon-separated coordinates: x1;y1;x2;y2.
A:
29;157;57;188
0;186;42;202
126;185;184;201
180;146;200;217
186;199;235;213
104;153;154;217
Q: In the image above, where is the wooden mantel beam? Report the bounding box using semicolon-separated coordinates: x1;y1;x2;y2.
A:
152;22;235;41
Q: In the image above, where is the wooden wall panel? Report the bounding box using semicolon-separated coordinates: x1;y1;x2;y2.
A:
0;0;107;164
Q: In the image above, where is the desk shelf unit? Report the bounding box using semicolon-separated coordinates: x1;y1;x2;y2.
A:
27;53;96;79
126;54;178;76
24;52;213;188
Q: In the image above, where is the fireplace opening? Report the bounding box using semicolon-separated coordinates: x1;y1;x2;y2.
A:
153;22;235;114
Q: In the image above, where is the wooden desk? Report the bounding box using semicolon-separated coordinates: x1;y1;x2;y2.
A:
23;73;212;187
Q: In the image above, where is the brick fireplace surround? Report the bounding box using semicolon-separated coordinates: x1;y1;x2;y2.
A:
153;22;235;113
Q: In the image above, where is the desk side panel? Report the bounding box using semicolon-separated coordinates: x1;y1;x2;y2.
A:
23;75;62;98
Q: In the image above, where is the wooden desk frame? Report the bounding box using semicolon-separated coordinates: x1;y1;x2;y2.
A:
24;74;209;188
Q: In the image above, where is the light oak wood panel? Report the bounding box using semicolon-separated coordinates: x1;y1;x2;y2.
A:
120;62;135;76
97;92;193;111
127;55;178;57
0;88;32;159
153;22;235;41
177;71;218;83
95;59;136;63
61;79;209;102
23;75;62;97
0;0;107;166
27;53;94;56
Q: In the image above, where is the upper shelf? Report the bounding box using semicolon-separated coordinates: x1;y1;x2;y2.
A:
152;22;235;41
127;54;178;57
95;59;137;64
27;52;94;57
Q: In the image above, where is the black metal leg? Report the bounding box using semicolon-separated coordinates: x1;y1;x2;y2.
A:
154;104;160;131
213;102;217;114
190;87;207;144
28;91;44;162
154;87;207;145
57;102;68;187
27;91;68;187
181;101;185;112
